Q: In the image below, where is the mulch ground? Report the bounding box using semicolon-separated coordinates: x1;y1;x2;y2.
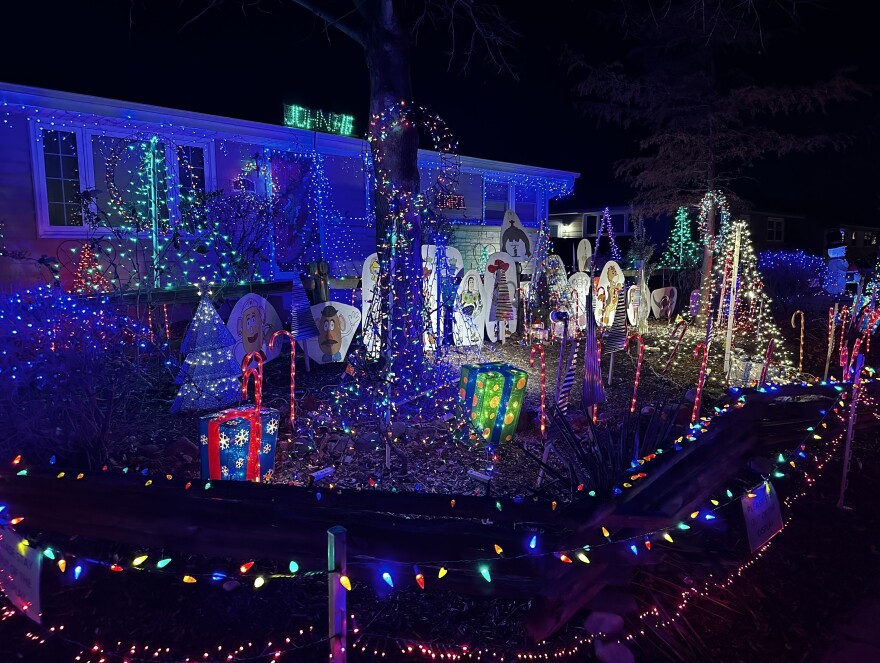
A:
2;314;879;663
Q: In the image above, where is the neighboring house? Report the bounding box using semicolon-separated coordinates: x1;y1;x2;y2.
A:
0;82;577;290
548;206;672;268
836;223;879;265
741;210;823;254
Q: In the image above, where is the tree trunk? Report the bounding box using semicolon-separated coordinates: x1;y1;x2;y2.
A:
695;204;715;329
363;4;424;383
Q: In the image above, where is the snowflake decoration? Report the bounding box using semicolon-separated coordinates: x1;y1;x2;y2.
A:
262;443;273;455
200;434;208;446
221;466;230;478
234;429;249;447
266;418;279;436
235;457;245;469
263;470;274;483
219;432;230;450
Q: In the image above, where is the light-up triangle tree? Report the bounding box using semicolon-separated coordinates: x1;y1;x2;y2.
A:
657;207;701;271
596;207;621;264
170;292;241;413
72;242;109;295
712;218;790;366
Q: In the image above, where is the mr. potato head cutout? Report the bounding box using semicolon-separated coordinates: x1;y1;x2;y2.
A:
227;295;283;365
302;301;361;365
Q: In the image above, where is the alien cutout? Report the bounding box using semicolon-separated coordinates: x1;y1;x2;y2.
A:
227;295;282;365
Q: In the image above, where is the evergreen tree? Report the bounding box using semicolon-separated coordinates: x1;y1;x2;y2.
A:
658;208;701;271
171;293;241;413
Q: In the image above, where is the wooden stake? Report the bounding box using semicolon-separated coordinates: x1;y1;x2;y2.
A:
837;354;864;509
328;526;348;663
824;304;837;382
722;225;741;374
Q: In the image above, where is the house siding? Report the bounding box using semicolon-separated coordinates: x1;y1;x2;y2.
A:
0;82;577;291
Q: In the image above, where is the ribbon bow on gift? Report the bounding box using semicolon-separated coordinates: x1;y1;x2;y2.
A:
206;352;265;482
487;259;509;274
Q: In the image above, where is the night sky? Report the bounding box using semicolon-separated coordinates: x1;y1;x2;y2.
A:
1;1;877;224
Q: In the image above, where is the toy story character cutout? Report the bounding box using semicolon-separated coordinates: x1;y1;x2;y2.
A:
454;270;486;346
301;301;360;365
500;209;532;262
227;295;282;365
593;260;624;328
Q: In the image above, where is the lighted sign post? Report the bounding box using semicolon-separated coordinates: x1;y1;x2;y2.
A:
0;527;42;623
741;481;783;552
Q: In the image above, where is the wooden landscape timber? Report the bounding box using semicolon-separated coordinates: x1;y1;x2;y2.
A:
1;381;876;643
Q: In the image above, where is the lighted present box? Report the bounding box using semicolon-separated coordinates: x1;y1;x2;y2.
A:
458;362;528;446
199;406;280;482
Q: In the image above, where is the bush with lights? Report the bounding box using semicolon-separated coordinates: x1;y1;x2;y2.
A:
0;287;166;466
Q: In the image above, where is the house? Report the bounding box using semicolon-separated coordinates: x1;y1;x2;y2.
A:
741;210;823;254
548;206;671;269
0;82;577;292
835;223;879;265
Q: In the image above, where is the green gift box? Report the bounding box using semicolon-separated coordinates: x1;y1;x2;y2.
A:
458;362;528;446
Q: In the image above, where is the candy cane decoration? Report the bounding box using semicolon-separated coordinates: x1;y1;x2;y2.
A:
162;304;171;341
864;307;880;353
839;305;850;368
593;336;602;424
759;338;775;386
146;306;155;344
624;333;644;414
691;342;709;424
663;320;688;375
530;344;547;438
241;352;264;482
791;310;805;374
269;330;296;429
848;337;862;380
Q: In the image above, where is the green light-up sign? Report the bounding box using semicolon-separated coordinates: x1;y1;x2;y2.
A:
283;104;356;136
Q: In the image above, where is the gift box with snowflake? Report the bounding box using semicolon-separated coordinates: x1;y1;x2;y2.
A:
198;407;280;482
458;362;528;447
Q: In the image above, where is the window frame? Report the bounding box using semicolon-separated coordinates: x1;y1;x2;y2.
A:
31;121;215;239
767;216;785;242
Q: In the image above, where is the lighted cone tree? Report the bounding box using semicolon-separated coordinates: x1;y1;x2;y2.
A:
71;242;109;295
596;207;621;264
657;207;701;271
712;219;790;366
171;293;241;413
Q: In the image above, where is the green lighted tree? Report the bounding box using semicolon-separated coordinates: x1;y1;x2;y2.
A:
658;207;701;271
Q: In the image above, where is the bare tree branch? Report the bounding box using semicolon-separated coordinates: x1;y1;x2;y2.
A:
289;0;367;46
412;0;518;77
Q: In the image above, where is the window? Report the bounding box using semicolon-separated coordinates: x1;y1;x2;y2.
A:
515;186;538;225
91;135;171;232
484;181;509;222
177;145;206;206
864;231;878;246
767;217;784;242
31;123;214;238
41;130;83;228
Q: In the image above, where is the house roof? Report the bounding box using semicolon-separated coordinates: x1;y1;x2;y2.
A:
0;81;579;189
